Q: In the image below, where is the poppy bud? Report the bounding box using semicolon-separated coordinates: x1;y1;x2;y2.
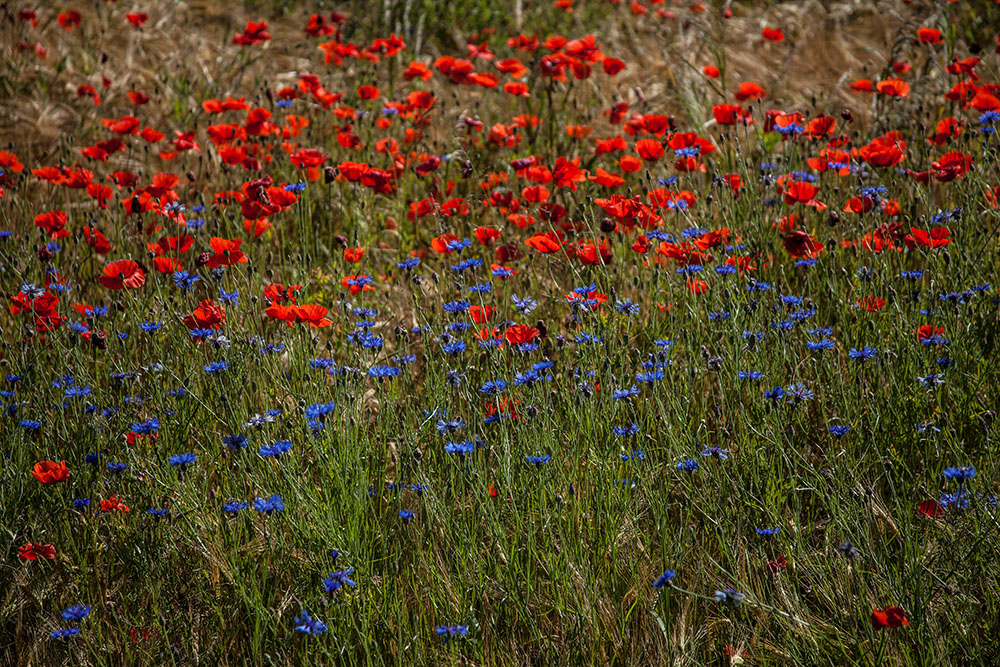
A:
36;245;53;262
195;252;211;267
130;197;142;214
462;161;474;179
334;235;348;247
841;109;854;123
323;166;336;183
91;330;107;350
186;171;196;182
599;217;616;233
827;212;840;226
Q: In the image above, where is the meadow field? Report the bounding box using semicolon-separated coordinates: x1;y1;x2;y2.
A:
2;0;1000;664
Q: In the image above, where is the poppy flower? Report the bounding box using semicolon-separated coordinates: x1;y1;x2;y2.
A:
205;237;248;268
295;304;332;328
18;543;56;561
734;81;766;101
907;227;952;249
762;28;785;42
505;323;540;345
782;230;824;259
58;10;81;30
703;65;720;78
183;300;226;330
99;260;146;290
918;499;944;518
871;606;909;629
917;27;943;44
233;20;270;46
917;325;945;343
32;460;69;484
126;13;148;28
876;79;910;98
635;139;665;161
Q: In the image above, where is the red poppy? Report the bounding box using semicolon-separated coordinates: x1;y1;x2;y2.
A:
505;323;541;345
871;606;909;629
233;20;270;46
734;81;766;101
58;10;81;30
183;300;226;330
295;304;332;328
32;460;69;484
918;499;944;518
635;138;665;161
469;305;494;323
205;237;248;268
344;247;365;264
524;231;564;253
99;260;146;290
876;79;910;98
762;27;785;42
126;13;148;28
917;325;945;343
917;27;943;44
100;495;130;513
782;230;824;259
18;543;56;561
907;227;952;249
856;296;886;312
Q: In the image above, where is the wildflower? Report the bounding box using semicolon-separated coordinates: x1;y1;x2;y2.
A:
677;458;699;473
61;605;91;621
50;628;81;639
943;466;976;483
828;425;850;438
259;440;292;458
714;588;747;606
253;495;284;513
169;452;196;473
652;570;676;588
755;527;780;537
435;625;469;641
204;360;229;374
399;509;414;522
525;455;551;466
323;567;358;592
32;460;69;484
294;610;328;635
701;446;730;460
871;606;909;629
222;500;248;513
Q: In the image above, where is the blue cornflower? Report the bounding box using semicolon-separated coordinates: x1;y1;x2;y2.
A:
848;346;878;361
140;321;163;333
323;567;358;592
677;458;699;473
435;625;469;641
612;385;640;401
738;370;763;381
614;298;640;315
294;610;328;635
636;369;665;384
368;365;402;379
169;452;196;472
106;462;129;473
479;379;507;396
73;498;91;508
219;288;240;304
714;588;747;606
785;383;814;402
253;495;284;513
259;440;292;458
172;271;200;290
764;386;785;401
50;628;81;639
943;466;976;483
399;509;414;522
204;360;229;374
436;418;466;434
828;425;850;438
612;424;640;437
147;508;169;517
755;527;780;537
61;605;91;621
444;440;476;457
701;446;730;460
222;500;248;513
652;570;676;588
807;338;835;352
525;454;551;466
512;294;537;314
224;434;249;450
132;418;160;434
